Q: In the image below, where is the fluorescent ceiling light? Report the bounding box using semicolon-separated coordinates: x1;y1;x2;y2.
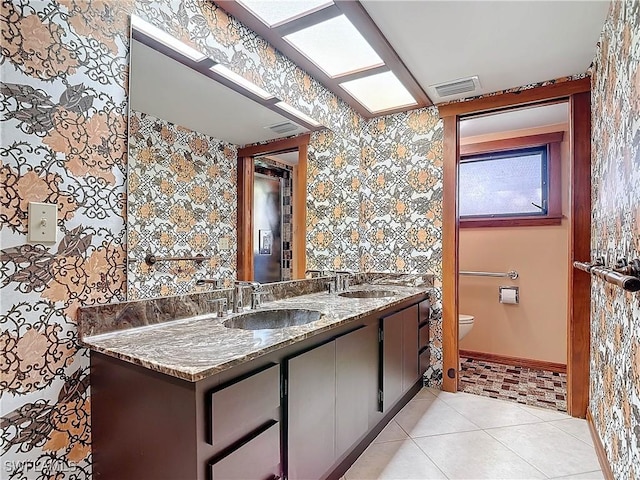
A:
238;0;334;28
275;101;322;127
209;64;274;100
284;15;383;78
340;71;417;114
131;15;206;62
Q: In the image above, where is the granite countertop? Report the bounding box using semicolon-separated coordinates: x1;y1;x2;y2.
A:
82;283;429;382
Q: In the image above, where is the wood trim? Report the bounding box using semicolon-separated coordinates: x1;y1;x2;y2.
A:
438;78;590;118
237;134;311;158
293;143;308;279
442;115;459;393
586;410;614;480
567;91;592;418
460;216;563;228
236;156;254;281
548;141;562;218
459;350;567;374
460;132;565;156
238;134;310;280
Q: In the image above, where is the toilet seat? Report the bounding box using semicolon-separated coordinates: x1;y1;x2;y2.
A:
459;314;474;324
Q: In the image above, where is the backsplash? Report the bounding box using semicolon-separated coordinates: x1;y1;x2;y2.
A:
589;1;640;477
127;110;238;299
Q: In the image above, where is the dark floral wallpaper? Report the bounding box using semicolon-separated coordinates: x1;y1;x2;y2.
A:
589;1;640;477
127;110;237;299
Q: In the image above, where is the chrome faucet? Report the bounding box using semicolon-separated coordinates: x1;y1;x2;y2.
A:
335;270;353;292
196;278;223;289
305;269;325;278
233;281;262;312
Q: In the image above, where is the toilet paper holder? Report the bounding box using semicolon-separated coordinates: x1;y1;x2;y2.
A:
499;286;519;304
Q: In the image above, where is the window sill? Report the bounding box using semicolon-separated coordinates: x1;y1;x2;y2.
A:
460;215;564;228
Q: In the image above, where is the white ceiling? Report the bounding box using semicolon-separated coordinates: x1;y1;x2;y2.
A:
263;151;300;165
361;1;609;103
129;39;308;146
460;102;569;139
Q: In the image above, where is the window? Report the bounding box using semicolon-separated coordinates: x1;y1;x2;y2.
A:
458;133;563;227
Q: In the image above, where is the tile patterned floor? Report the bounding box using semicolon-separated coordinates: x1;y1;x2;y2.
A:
458;357;568;412
344;388;603;480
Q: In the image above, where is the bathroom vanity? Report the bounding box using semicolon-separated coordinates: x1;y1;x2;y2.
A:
81;278;431;480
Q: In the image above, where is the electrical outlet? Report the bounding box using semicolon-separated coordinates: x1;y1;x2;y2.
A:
28;202;57;243
219;237;229;250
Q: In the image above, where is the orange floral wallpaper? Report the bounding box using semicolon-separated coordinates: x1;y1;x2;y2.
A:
127;110;237;299
589;1;640;476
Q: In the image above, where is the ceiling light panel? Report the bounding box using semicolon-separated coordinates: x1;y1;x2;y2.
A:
238;0;334;28
340;71;417;114
275;101;322;127
284;15;384;78
131;15;206;62
209;64;274;100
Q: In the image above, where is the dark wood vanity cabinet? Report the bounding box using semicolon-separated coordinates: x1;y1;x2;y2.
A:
286;325;379;480
91;296;428;480
380;304;421;411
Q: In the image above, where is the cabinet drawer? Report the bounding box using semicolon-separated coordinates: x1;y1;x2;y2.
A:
209;422;281;480
208;364;280;448
419;323;429;349
419;347;430;375
418;300;431;324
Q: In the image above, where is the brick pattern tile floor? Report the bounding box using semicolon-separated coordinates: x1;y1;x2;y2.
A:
458;357;567;412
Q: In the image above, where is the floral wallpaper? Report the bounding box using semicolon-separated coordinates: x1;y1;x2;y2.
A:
1;0;584;475
306;109;445;385
307;129;362;272
127;110;237;299
589;1;640;477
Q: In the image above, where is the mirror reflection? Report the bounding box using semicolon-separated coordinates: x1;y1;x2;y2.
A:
127;20;313;300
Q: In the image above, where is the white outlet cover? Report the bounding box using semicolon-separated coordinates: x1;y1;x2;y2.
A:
28;202;57;244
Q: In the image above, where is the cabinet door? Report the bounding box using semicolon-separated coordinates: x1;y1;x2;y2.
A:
209;422;280;480
402;304;420;392
335;326;377;458
287;341;336;480
381;311;404;411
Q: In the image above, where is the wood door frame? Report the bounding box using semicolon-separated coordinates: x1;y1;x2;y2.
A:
237;134;310;281
439;78;592;417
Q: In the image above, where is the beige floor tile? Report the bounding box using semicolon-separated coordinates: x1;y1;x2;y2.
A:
519;404;572;421
550;418;594;446
486;422;601;478
550;471;605;479
373;420;409;444
414;430;547;479
443;391;544;429
344;439;446;480
395;397;481;437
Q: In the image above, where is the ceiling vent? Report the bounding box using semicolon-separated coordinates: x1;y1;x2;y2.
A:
433;76;481;98
267;121;299;134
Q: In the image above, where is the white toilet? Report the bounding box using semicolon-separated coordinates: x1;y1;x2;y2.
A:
459;314;475;340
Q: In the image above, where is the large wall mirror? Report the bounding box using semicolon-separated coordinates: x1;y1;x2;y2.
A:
127;15;321;300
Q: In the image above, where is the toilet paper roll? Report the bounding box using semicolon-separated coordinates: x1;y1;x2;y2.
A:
499;287;519;304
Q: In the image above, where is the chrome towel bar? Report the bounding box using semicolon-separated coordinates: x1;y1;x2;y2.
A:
459;270;519;280
573;258;640;292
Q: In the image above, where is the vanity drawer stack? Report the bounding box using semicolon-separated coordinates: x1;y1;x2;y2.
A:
206;364;281;479
418;299;431;375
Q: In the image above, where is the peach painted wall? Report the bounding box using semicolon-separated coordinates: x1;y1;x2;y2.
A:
459;123;570;364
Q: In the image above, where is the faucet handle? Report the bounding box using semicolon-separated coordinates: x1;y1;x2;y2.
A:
251;290;268;309
207;298;227;317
